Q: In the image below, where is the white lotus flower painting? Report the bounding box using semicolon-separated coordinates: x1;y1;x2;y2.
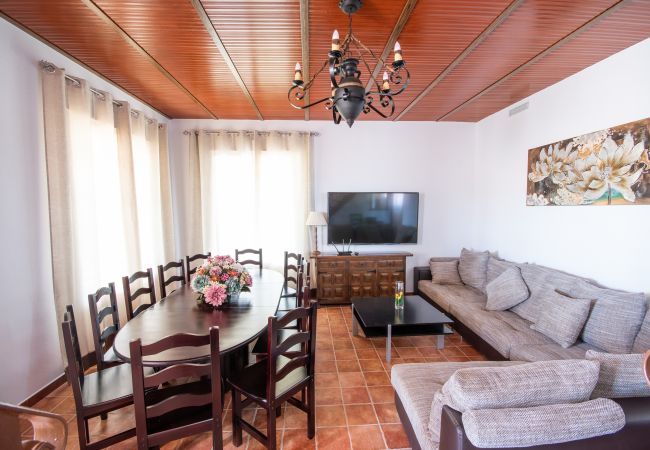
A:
526;117;650;206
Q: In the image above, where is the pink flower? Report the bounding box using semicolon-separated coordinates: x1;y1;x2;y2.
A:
204;284;227;307
221;273;230;282
209;266;222;277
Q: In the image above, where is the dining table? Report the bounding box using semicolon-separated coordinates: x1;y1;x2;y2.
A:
113;268;286;368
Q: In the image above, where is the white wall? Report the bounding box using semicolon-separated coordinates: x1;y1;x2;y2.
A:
0;18;167;404
473;37;650;293
168;119;477;291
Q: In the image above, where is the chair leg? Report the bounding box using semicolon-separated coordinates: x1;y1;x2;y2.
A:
267;406;277;450
307;379;315;439
276;406;282;417
232;391;243;447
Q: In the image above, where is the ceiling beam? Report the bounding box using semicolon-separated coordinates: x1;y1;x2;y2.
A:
189;0;264;121
437;0;630;121
364;0;418;93
0;11;171;119
79;0;217;119
394;0;524;121
300;0;310;121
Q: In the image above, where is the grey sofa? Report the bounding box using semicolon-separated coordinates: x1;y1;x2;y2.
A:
414;255;650;362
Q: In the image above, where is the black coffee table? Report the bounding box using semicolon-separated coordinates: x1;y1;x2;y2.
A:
351;295;454;362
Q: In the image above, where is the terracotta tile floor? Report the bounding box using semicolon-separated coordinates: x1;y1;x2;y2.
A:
33;305;488;449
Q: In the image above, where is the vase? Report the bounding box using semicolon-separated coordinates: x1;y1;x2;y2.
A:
394;281;404;310
227;291;240;303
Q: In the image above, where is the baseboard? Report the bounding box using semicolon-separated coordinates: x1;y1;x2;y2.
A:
20;350;97;407
20;373;66;407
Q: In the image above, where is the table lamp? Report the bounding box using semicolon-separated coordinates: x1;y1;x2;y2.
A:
306;212;327;255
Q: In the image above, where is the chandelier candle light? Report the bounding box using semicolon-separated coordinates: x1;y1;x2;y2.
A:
288;0;410;127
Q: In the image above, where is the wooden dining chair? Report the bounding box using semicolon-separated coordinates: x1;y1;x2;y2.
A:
235;248;263;270
87;282;122;372
252;273;311;357
130;328;223;450
186;252;211;282
229;301;317;449
122;268;156;321
62;305;152;450
281;251;302;299
157;259;186;298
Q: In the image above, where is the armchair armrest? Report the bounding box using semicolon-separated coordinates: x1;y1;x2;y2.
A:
439;398;650;450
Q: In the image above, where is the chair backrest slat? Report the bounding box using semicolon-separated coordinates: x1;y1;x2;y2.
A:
276;354;310;381
276;306;309;329
275;331;309;356
235;248;263;270
87;283;120;370
145;392;213;419
123;268;156;321
144;363;212;388
283;252;302;287
185;252;211;282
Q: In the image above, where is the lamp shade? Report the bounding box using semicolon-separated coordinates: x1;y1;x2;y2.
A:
306;211;327;226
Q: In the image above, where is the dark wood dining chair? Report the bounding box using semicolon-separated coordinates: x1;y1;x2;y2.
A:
186;252;211;282
157;259;186;298
87;282;122;372
122;268;156;321
62;305;152;450
235;248;263;270
252;273;311;357
130;328;223;450
229;301;317;449
281;252;302;295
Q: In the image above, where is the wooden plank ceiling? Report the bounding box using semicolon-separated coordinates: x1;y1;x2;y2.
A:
1;0;649;122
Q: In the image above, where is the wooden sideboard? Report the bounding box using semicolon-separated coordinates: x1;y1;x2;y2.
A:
315;252;413;305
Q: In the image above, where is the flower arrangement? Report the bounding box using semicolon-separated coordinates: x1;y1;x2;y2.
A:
190;255;253;308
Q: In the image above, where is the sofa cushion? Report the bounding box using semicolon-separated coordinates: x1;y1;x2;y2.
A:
429;260;462;285
567;281;647;354
391;361;523;450
511;264;590;323
509;341;599;362
486;256;520;284
462;398;625;449
531;290;592;348
485;267;529;311
458;248;489;292
586;350;650;398
441;359;600;412
418;281;485;313
632;305;650;353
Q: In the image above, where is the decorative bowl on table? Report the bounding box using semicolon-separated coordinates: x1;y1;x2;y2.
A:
190;255;253;309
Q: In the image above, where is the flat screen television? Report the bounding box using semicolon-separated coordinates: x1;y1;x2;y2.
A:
327;192;419;245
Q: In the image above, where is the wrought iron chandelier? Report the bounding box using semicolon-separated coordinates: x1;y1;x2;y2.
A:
288;0;410;127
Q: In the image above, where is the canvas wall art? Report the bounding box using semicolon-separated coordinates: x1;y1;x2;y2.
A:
526;117;650;206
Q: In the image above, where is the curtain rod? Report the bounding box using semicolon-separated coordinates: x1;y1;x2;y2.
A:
182;130;320;136
40;60;163;128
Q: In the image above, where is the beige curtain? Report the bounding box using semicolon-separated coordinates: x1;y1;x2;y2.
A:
41;66;175;358
188;130;310;271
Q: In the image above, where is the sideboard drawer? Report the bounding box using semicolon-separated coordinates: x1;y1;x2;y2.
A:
318;260;347;271
377;259;405;270
349;260;376;270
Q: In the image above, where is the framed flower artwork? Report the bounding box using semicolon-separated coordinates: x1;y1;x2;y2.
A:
526;117;650;206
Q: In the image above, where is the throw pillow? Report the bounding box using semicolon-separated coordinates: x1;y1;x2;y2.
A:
531;290;592;348
585;350;650;398
462;399;625;448
485;267;529;311
441;359;599;412
458;248;489;292
486;256;519;284
568;280;647;354
430;260;462;285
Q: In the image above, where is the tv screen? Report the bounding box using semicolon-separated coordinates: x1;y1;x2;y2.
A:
327;192;419;245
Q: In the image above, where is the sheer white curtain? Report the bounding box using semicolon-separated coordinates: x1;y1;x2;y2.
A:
41;65;174;357
189;131;310;271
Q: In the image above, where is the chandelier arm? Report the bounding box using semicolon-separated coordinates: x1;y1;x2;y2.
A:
332;107;342;124
329;57;340;89
358;53;382;93
303;58;330;90
367;66;411;97
365;94;395;119
288;85;334;110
